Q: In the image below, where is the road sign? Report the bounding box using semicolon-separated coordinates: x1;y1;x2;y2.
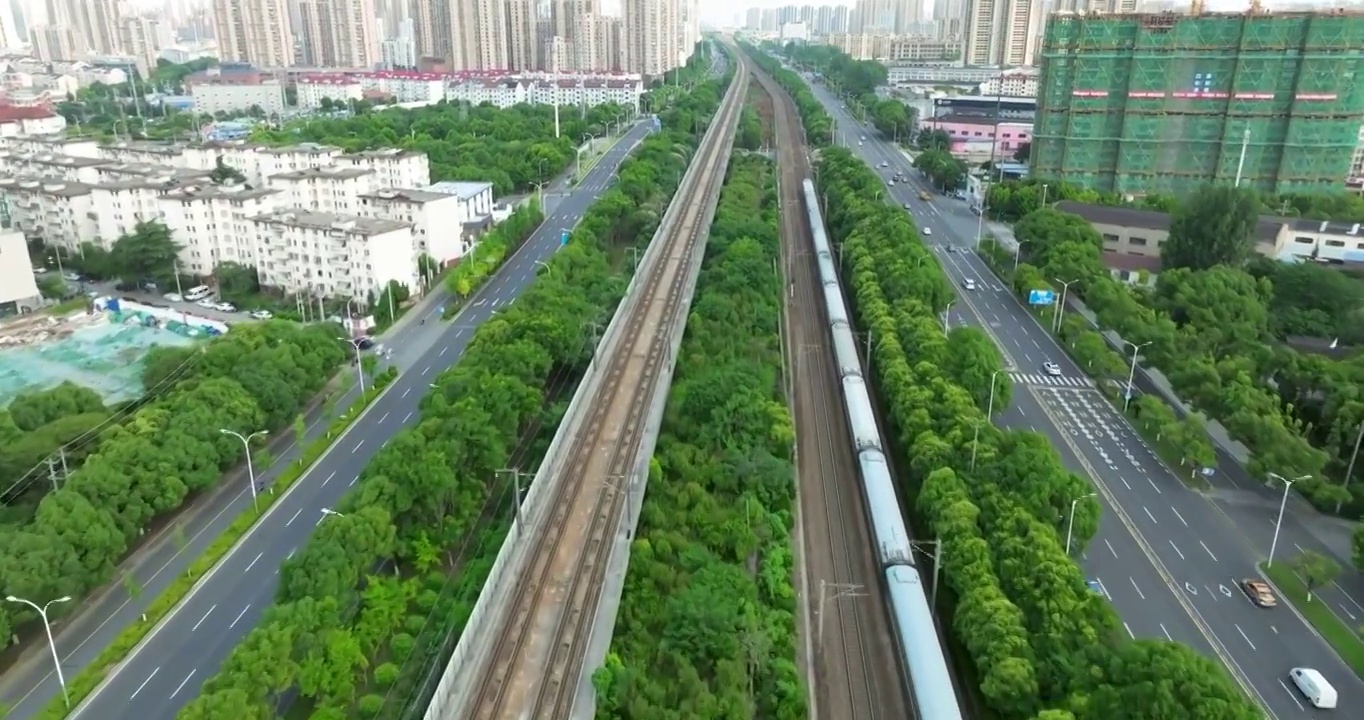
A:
1028;289;1056;306
560;230;570;246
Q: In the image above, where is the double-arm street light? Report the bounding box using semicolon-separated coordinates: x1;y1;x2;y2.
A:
339;336;367;393
1122;340;1154;412
986;369;1006;421
1267;473;1312;567
1052;278;1079;333
220;428;268;510
6;595;72;707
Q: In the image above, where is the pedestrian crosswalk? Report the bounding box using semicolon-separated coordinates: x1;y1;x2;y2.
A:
1009;372;1096;389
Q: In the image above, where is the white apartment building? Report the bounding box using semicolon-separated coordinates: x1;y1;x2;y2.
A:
267;166;376;214
622;0;680;77
250;210;416;300
425;181;495;221
181;142;342;186
0;136;100;158
159;183;282;276
191;78;287;115
337;149;430;189
445;76;643;111
0;107;66;137
212;0;294;68
0;175;174;252
357;188;470;266
296;76;364;109
0;228;41;314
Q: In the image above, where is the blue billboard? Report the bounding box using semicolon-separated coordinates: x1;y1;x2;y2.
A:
1028;289;1055;306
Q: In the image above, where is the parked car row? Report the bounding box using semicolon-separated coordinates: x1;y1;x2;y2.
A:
163;290;272;320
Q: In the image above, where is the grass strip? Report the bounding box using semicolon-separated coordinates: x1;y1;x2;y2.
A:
35;369;398;720
1261;561;1364;679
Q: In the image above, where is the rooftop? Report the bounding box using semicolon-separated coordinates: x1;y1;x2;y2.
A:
251;210;410;236
1053;200;1290;243
0;176;92;197
162;184;278;202
425;181;493;200
270;165;374;181
0;106;58;121
0;150;108;168
360;188;452;204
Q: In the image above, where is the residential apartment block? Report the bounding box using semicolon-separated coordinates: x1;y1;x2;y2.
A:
0;135;467;302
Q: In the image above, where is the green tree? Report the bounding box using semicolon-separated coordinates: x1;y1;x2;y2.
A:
1162;184;1261;270
1289;550;1342;602
108;221;182;287
1353;525;1364;571
914;149;966;191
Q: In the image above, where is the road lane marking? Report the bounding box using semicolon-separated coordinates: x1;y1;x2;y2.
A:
402;386;411;398
423;365;431;375
286;508;303;526
229;605;251;629
1160;623;1172;641
353;438;365;453
1234;624;1256;651
244;552;262;573
440;346;447;356
1122;622;1134;639
130;667;159;700
1146;476;1162;494
1170;507;1188;526
378;412;389;424
1200;541;1218;562
1121;477;1132;490
322;471;335;487
403;411;413;423
1339;603;1357;621
170;669;196;698
1278;679;1304;711
1104;538;1117;558
349;476;357;486
192;605;216;631
1128;576;1146;600
1168;540;1185;560
1143;506;1157;524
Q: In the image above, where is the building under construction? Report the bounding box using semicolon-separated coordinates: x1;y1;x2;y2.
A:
1031;8;1364;197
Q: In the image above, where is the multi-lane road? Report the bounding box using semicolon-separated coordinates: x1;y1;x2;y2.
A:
805;77;1359;718
0;121;656;720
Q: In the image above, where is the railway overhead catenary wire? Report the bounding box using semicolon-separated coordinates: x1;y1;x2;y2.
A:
750;62;911;720
459;58;751;720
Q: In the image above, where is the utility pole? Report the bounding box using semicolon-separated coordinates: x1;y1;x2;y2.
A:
498;469;531;534
1336;421;1364;514
911;539;945;607
816;581;865;649
46;456;60;493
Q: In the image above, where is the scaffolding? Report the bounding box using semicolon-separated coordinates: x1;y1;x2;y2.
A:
1032;10;1364;196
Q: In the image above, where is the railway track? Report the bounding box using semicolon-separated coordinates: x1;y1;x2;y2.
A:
462;58;750;720
751;60;910;720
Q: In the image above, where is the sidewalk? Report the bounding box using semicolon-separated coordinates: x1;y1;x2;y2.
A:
0;150;596;713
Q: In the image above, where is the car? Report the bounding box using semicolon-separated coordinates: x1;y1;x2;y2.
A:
1043;361;1063;376
860;135;865;141
62;271;81;282
919;191;932;201
903;203;912;210
858;141;863;146
163;292;183;303
249;310;273;320
196;299;217;309
964;278;976;291
214;302;237;313
946;245;956;253
1240;579;1277;608
356;336;377;350
879;161;889;168
888;180;895;186
922;227;932;236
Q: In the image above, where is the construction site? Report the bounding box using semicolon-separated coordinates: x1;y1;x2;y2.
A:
1031;6;1364;196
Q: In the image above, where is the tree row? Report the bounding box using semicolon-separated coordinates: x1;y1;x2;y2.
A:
174;62;732;720
0;322;349;657
739;44;832;150
592;155;804;718
775;42;914;143
816;147;1260;720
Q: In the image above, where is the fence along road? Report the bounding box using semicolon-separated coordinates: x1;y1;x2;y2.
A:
425;59;751;720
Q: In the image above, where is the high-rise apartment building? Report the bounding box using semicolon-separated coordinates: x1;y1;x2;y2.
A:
574;14;620;72
212;0;295;67
28;23;82;60
622;0;678;76
119;16;168;72
506;0;537;70
381;17;418;69
965;0;1041;66
412;0;451;62
45;0;121;55
297;0;380;68
934;0;965;39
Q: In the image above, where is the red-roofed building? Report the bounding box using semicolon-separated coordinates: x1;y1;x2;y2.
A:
0;105;65;137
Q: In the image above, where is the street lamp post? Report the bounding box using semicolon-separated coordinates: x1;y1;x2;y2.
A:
219;428;268;510
942;300;954;334
986;369;1005;421
1267;473;1311;567
320;508;346;520
1122;340;1154;412
534;260;551;275
1065;493;1098;555
339;337;366;393
971;421;983;470
1052;278;1079;334
6;595;72;707
530;180;548;208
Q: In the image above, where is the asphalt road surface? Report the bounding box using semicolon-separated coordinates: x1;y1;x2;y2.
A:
804;77;1358;719
16;121;656;720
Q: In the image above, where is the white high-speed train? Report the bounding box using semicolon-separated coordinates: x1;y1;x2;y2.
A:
802;178;963;720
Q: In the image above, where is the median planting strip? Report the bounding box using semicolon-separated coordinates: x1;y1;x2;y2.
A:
33;369;397;720
1260;561;1364;679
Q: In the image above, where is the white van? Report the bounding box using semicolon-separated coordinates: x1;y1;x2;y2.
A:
184;285;213;302
1289;667;1337;709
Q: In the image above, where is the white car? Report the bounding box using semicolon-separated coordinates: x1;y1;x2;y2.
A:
196;299;217;309
214;302;237;313
964;278;976;291
163;292;183;303
249;310;273;320
1043;361;1063;376
879;161;889;168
